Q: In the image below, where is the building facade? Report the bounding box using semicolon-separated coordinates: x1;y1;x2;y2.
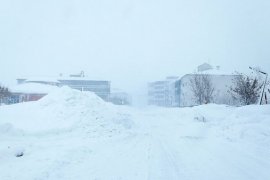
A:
109;89;132;105
148;77;180;107
148;64;241;107
9;83;59;104
16;73;111;101
57;79;110;101
179;74;239;107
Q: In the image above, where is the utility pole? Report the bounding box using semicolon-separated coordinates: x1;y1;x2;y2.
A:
249;67;268;105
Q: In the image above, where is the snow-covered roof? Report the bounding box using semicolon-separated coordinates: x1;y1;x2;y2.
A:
18;76;109;82
179;69;238;81
198;63;213;72
24;77;60;84
199;69;235;75
11;83;59;94
57;76;109;81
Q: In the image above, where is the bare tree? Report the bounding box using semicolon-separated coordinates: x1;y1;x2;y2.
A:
229;73;261;105
190;73;215;105
0;85;11;104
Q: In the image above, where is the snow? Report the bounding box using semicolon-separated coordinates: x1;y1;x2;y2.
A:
0;87;270;180
180;74;238;106
10;83;59;94
19;75;109;82
24;77;60;84
198;68;235;75
0;86;132;134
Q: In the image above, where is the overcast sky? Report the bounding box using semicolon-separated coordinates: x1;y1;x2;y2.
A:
0;0;270;95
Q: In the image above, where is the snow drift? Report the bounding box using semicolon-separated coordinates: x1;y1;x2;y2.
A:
0;86;134;135
0;89;270;180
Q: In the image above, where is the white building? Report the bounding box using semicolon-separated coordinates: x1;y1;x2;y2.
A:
179;63;239;107
9;83;59;103
179;73;239;107
148;63;240;107
16;72;111;101
197;63;213;72
148;77;180;107
109;89;132;105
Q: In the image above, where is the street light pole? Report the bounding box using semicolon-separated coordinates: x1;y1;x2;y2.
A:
260;73;268;105
249;67;268;105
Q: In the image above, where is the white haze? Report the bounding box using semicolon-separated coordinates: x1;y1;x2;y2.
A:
0;0;270;102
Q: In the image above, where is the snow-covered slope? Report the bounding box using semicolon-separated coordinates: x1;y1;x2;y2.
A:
0;86;133;135
0;88;269;180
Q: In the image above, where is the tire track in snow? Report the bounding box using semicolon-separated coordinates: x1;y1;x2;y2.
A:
145;134;184;180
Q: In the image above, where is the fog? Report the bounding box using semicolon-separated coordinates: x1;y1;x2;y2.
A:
0;0;270;100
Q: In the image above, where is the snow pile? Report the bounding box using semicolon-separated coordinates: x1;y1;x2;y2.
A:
0;99;270;179
0;86;134;135
188;104;270;145
38;86;105;107
220;105;270;145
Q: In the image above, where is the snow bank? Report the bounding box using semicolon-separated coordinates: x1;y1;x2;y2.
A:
189;104;270;145
0;98;269;180
0;86;133;135
220;105;270;145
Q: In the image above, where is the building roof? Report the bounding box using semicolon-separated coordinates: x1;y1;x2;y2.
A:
58;76;109;82
198;69;235;75
179;69;237;81
18;76;109;82
11;83;59;94
24;77;60;84
197;63;213;72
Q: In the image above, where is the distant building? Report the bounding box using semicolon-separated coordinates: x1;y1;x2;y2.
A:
148;64;240;107
109;89;132;105
180;63;241;106
57;78;110;101
9;83;59;103
15;72;111;102
179;73;239;107
197;63;213;72
17;78;60;86
148;77;180;107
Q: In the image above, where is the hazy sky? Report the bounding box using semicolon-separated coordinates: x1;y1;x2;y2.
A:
0;0;270;94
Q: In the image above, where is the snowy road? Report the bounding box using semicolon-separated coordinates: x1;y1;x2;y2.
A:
1;89;270;180
1;106;270;180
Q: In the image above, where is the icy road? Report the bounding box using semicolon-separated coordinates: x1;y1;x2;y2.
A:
0;87;270;180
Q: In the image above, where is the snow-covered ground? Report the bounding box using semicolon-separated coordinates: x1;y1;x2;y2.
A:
0;87;270;180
